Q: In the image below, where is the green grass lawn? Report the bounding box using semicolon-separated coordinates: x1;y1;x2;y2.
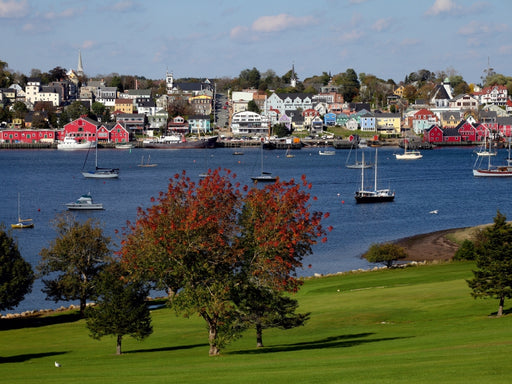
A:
2;261;512;383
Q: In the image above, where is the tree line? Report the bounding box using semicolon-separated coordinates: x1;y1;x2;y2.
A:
1;169;329;356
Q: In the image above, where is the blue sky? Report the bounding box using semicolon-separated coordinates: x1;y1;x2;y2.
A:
0;0;510;85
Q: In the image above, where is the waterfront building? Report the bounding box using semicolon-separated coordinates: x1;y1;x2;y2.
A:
231;111;269;136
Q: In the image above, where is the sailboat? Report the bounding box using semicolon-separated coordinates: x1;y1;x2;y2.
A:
355;149;395;203
473;139;512;177
475;131;497;157
394;136;422;160
285;146;295;158
346;143;373;169
11;193;34;229
251;142;277;182
138;155;158;168
81;138;119;179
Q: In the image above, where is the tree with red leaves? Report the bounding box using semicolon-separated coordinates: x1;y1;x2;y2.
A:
119;169;329;356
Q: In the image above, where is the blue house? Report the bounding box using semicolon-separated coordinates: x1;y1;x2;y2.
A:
324;113;336;126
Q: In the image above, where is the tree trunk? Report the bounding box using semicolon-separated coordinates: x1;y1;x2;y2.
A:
116;335;122;355
256;323;264;348
80;297;86;317
498;296;505;317
208;323;220;356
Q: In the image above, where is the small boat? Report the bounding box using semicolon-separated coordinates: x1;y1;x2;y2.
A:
138;155;158;168
143;135;218;149
474;132;497;157
319;150;335;156
233;151;244;156
65;193;104;210
355;149;395;204
251;143;277;183
82;134;119;179
395;137;422;160
57;136;95;150
11;193;34;229
285;146;295;158
115;143;134;149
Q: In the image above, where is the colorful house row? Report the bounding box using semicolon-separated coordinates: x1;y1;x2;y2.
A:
423;118;512;144
1;117;131;144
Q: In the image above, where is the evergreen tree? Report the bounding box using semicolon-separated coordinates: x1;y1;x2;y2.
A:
467;211;512;316
85;261;152;355
0;228;34;311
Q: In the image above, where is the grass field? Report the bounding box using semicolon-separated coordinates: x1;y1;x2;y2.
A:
2;261;512;383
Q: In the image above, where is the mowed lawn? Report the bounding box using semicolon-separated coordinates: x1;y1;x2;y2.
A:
2;261;512;383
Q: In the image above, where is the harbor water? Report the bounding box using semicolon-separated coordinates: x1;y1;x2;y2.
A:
1;145;511;313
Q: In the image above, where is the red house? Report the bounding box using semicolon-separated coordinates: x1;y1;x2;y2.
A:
423;125;443;143
105;122;130;143
456;120;477;142
62;116;99;142
1;129;56;143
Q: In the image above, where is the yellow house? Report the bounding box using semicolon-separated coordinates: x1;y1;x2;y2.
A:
440;111;460;128
393;86;405;98
12;117;24;128
114;98;134;114
375;113;401;134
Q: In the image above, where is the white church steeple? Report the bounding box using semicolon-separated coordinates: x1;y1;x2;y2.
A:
77;49;84;77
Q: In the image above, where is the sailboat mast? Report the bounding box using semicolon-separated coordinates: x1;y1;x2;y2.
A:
374;148;378;190
361;152;365;190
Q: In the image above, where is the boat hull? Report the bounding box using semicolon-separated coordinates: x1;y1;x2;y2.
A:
82;168;120;179
144;137;217;149
66;204;103;210
57;141;95;150
473;168;512;177
355;193;395;203
11;222;34;229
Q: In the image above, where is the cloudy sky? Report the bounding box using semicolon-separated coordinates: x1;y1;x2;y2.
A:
0;0;510;84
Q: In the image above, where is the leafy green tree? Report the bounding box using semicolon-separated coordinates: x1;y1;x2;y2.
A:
334;68;360;102
272;123;291;137
364;243;407;268
66;101;90;121
38;213;111;315
238;67;261;89
0;228;34;311
12;101;28;119
453;239;476;261
467;211;512;316
85;261;152;355
247;100;260;113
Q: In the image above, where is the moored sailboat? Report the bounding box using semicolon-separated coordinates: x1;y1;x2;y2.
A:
11;193;34;229
355;149;395;203
82;138;119;179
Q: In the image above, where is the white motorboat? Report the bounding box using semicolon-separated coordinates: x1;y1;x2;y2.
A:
57;136;95;150
66;193;104;210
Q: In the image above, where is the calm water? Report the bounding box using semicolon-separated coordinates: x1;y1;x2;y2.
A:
1;145;511;312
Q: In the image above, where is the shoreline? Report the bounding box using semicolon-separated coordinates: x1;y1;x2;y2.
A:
1;226;478;319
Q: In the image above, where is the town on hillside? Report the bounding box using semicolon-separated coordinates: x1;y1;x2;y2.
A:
1;53;511;147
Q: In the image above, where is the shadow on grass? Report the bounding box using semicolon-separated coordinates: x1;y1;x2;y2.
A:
489;307;512;317
125;343;209;354
229;332;412;355
0;312;82;331
0;351;68;364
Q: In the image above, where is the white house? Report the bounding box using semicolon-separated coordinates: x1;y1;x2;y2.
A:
231;111;269;136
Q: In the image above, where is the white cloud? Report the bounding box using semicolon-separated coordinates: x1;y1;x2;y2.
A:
81;40;95;49
44;7;83;20
230;13;317;42
0;0;28;18
252;14;316;33
425;0;458;15
372;18;392;32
